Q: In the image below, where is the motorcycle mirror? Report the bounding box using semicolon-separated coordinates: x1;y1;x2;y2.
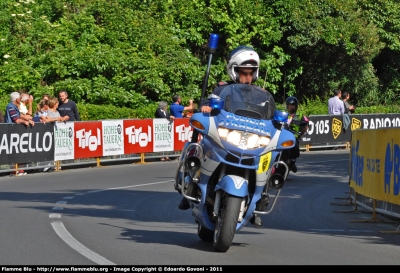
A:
273;110;288;123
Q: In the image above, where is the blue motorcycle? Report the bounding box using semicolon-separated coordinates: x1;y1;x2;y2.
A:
174;83;296;252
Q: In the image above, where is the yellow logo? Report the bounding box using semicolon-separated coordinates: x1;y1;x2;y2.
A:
257;152;272;174
351;118;362;131
332;118;342;139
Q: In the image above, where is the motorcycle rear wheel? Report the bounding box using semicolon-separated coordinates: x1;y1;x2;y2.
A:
213;193;242;252
197;224;213;242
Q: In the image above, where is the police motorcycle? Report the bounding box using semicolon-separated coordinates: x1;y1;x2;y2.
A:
174;83;296;252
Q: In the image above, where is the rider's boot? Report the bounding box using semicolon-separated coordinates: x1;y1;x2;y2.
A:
178;197;190;210
290;159;297;173
250;214;263;228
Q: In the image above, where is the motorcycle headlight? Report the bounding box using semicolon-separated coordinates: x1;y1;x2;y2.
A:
218;127;270;149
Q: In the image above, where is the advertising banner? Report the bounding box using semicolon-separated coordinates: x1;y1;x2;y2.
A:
74;121;103;159
305;114;400;145
54;122;75;161
153;118;174;152
123;119;153;154
102;120;124;156
350;128;400;205
173;118;192;151
0;123;54;164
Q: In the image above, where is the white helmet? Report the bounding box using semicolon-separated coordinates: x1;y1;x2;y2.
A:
226;46;260;83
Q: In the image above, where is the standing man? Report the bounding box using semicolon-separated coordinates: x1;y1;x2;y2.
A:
342;91;355;114
57;90;80;121
169;95;193;118
328;89;344;115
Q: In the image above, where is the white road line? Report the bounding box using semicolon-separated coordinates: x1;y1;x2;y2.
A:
310;229;375;232
303;159;348;164
87;180;175;194
51;221;115;265
50;180;174;265
49;213;61;219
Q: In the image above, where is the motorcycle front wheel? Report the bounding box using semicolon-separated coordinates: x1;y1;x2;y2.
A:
213;192;242;252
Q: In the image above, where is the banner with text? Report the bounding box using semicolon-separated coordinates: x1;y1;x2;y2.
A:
0;123;54;164
304;114;400;145
349;128;400;204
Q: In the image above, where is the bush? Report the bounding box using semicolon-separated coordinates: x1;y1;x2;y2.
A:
1;94;399;121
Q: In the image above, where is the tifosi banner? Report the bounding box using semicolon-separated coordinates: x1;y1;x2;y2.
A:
0;123;54;164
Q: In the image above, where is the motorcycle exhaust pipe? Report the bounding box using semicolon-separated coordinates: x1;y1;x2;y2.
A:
268;173;285;190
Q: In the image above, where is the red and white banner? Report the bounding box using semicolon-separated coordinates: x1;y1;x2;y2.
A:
74;121;103;159
51;118;197;159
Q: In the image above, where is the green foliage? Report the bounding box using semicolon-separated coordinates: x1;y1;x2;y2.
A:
0;0;400;111
77;101;159;120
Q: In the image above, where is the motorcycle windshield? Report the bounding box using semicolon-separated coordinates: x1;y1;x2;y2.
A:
218;84;272;120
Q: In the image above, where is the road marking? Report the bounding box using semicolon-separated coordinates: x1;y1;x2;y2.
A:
50;179;174;265
49;213;61;219
87;180;175;194
310;229;375;233
51;221;115;265
304;159;348;165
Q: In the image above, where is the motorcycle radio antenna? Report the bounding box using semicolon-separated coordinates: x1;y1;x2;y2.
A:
200;33;219;106
192;34;219;144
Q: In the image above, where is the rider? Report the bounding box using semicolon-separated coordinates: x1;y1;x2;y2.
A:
285;96;309;173
200;45;276;118
178;45;276;229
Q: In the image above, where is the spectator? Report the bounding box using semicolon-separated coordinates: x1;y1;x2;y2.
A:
42;94;51;101
155;101;175;161
328;89;344;115
46;97;64;122
155;101;175;120
170;94;193;118
19;92;34;121
57;90;80;121
342;91;355;114
5;92;35;176
33;99;49;123
184;103;197;118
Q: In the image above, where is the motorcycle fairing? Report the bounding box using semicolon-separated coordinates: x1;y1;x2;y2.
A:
215;175;248;197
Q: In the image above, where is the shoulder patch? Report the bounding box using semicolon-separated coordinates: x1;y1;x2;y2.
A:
218;81;228;86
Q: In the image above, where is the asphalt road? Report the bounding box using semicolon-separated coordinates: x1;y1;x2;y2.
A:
1;150;400;265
